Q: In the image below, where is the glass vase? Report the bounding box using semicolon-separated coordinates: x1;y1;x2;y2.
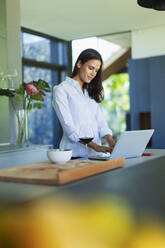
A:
15;108;29;147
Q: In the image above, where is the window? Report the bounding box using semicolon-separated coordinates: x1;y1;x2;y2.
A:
21;28;71;147
101;73;130;140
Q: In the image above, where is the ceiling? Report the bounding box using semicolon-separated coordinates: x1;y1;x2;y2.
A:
20;0;165;46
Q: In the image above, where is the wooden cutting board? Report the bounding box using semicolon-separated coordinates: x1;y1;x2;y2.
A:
0;158;125;185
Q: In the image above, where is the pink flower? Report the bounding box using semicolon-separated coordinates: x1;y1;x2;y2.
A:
25;82;40;95
40;89;46;99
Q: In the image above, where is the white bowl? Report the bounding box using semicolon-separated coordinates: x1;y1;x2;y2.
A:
47;149;72;164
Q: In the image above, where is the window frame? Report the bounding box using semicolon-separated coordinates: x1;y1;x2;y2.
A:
21;27;72;147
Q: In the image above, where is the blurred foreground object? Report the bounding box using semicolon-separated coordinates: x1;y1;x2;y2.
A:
0;195;165;248
137;0;165;10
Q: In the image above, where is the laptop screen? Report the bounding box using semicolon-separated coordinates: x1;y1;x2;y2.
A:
110;129;154;159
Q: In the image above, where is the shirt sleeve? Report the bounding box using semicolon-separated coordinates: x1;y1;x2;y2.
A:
96;104;112;138
52;86;79;143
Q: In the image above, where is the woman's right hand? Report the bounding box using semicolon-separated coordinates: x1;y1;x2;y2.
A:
88;142;111;154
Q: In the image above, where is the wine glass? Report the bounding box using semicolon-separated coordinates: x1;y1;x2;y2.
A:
79;125;94;160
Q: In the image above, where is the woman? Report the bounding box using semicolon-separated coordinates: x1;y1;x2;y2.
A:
53;48;115;158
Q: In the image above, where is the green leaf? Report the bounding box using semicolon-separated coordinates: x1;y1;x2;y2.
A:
15;95;22;102
0;88;15;97
27;103;32;110
33;102;43;109
35;79;51;91
30;93;44;101
44;88;51;92
15;84;25;96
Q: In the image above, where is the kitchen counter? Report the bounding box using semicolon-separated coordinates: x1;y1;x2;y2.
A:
0;148;165;220
0;144;52;169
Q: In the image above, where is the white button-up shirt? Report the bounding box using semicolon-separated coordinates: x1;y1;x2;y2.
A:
52;77;112;157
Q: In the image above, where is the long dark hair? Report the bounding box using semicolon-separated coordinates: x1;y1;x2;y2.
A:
71;48;104;103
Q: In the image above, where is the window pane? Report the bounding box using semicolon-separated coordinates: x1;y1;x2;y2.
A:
22;33;51;63
21;30;70;148
23;66;56;145
58;42;68;66
101;73;130;140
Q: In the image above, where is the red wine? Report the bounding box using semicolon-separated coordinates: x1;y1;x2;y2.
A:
79;137;94;144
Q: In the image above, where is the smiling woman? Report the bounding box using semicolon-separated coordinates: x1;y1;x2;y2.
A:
53;48;115;159
71;50;103;103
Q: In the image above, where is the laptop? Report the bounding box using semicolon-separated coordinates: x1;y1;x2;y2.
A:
89;129;154;160
110;129;154;159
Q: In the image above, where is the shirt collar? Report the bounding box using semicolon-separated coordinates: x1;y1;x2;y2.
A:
66;76;87;95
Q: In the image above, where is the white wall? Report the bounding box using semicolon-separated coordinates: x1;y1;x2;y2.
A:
0;0;22;144
132;25;165;59
5;0;22;88
0;0;10;144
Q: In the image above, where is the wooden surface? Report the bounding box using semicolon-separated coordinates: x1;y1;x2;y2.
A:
0;158;125;185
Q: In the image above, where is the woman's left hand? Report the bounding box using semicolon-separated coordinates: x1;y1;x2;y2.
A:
104;134;115;152
87;142;111;153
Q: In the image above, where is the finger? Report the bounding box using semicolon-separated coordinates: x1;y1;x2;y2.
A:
105;148;111;153
103;149;110;153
